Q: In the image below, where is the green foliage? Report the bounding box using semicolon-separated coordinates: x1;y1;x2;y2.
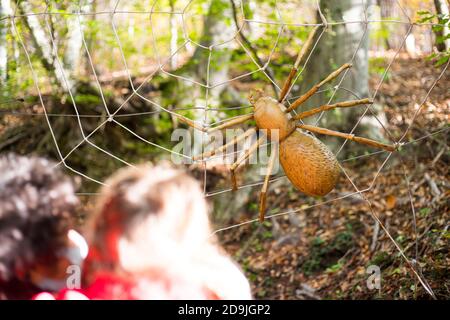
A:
418;10;450;67
0;21;34;101
248;202;258;212
369;57;391;80
426;51;450;66
153;112;173;135
370;22;391;46
74;93;101;106
370;251;393;269
419;207;431;217
326;261;343;274
301;230;354;275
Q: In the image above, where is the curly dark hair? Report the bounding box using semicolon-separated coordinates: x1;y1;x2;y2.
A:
0;153;79;282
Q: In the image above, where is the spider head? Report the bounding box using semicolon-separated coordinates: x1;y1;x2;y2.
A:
248;88;265;106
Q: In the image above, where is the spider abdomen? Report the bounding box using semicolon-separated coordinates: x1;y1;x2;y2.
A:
279;129;340;196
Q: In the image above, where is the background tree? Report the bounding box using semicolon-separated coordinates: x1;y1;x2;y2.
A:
0;0;12;89
433;0;450;51
160;0;240;107
296;0;389;151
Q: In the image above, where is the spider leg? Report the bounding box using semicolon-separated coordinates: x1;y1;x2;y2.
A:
175;113;253;133
192;128;256;161
279;26;319;103
230;135;265;191
297;124;397;152
176;114;207;132
292;98;373;121
285;63;352;113
207;114;254;133
259;148;277;222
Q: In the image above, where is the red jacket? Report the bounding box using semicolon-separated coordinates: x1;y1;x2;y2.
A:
34;271;218;300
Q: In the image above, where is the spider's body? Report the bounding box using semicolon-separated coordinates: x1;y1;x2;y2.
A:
279;129;339;197
252;95;295;140
252;92;340;196
181;27;397;222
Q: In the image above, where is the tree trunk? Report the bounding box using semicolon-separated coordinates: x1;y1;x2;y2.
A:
297;0;389;150
64;3;87;79
162;0;240;147
188;0;236;99
17;1;74;92
169;0;178;70
377;0;409;50
0;0;11;87
83;0;97;76
434;0;450;51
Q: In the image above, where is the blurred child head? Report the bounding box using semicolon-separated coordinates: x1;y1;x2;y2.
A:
85;163;251;299
86;162;210;273
0;154;86;299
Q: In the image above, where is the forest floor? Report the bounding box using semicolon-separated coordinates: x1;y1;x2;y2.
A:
214;54;449;300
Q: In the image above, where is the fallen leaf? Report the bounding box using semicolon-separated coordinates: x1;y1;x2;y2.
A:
386;195;397;209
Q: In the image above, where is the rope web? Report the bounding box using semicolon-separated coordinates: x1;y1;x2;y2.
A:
1;0;448;299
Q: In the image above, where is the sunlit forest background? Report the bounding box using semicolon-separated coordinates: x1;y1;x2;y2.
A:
0;0;449;299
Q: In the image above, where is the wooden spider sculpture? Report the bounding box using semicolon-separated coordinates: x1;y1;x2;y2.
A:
176;30;397;222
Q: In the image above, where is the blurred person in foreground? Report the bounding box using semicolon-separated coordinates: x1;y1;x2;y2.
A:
77;163;252;300
0;153;88;300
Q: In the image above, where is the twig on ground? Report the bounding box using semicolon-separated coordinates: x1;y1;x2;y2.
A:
370;221;380;252
424;173;441;197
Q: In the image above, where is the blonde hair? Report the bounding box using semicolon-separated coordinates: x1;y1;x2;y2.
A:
87;163;211;271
